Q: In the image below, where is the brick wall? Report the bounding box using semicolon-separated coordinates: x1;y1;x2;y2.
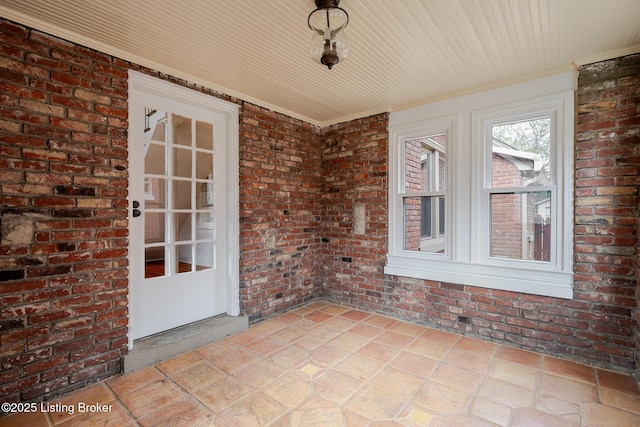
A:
0;19;130;402
575;54;640;379
1;16;639;404
239;103;324;321
321;114;389;308
0;18;329;404
324;55;640;373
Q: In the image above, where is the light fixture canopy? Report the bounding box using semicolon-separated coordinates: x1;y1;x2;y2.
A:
308;0;349;70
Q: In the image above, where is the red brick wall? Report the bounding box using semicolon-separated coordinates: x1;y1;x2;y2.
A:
575;54;640;380
1;16;638;404
0;18;326;404
239;103;324;321
0;20;130;402
321;114;389;308
323;55;640;373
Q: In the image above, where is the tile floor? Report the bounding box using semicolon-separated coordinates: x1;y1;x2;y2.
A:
2;300;640;426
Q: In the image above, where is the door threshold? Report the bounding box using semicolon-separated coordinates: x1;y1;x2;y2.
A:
123;314;248;374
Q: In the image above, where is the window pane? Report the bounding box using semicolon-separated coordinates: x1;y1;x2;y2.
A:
195;120;214;151
145;212;166;244
438;157;446;192
404;196;445;253
196;152;213;181
438;196;445;235
173;114;192;147
404;197;421;250
490;191;551;261
404;134;446;193
421;196;431;238
176;244;193;274
144;108;166;142
144;178;165;208
172;180;192;210
173;147;192;178
144;143;165;175
174;212;192;242
145;246;165;278
491;117;551;188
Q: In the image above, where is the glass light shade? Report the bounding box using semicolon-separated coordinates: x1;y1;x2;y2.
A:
308;7;349;69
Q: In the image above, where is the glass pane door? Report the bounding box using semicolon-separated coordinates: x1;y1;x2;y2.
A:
129;71;239;342
143;109;215;279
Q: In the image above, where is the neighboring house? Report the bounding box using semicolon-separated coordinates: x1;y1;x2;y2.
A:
490;137;550;261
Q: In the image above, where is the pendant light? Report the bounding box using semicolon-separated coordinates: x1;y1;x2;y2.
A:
307;0;349;70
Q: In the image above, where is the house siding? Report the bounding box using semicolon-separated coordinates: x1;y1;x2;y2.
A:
0;17;638;404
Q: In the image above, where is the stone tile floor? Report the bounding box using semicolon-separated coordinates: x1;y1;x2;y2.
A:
2;301;639;426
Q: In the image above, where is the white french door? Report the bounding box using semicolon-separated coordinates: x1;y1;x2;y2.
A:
128;72;239;342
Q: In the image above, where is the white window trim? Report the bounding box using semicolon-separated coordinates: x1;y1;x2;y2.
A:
389;117;457;260
471;94;574;270
386;72;576;299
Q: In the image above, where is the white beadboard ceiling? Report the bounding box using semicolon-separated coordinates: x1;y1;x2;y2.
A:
1;0;639;126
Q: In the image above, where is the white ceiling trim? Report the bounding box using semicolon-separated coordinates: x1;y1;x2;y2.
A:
573;43;640;66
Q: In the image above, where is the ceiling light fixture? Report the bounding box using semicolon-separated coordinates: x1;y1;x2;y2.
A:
307;0;349;70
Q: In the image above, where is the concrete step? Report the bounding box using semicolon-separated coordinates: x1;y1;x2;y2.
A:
123;314;248;373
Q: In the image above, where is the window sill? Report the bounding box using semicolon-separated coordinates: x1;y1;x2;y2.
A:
384;254;573;299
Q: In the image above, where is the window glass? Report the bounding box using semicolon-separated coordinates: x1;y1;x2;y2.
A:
173;147;192;178
488;117;553;263
173;114;192;147
144;109;166;142
491;117;551;188
403;134;446;254
490;191;551;261
195;120;214;151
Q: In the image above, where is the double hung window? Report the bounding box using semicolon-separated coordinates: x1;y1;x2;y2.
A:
386;72;576;298
403;133;447;254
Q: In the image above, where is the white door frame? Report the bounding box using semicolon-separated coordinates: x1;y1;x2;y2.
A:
127;71;240;349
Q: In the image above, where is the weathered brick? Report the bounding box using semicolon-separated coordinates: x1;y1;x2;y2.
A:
2;15;640;407
0;18;129;403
